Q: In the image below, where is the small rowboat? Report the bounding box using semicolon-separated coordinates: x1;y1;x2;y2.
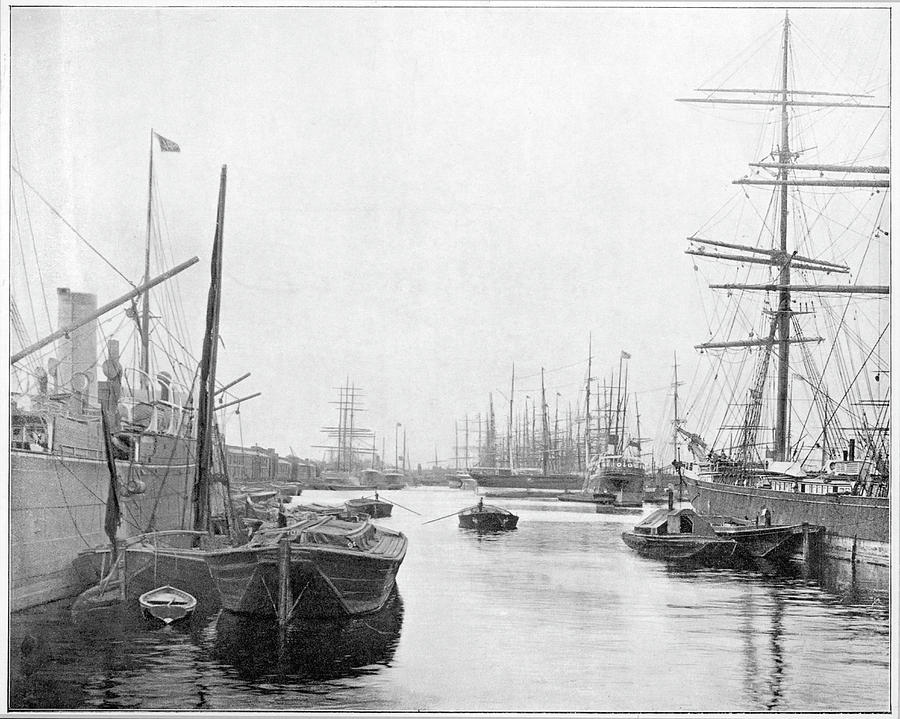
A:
139;585;197;625
458;503;519;531
345;497;393;519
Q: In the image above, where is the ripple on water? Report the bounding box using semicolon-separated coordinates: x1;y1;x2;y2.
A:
8;488;891;712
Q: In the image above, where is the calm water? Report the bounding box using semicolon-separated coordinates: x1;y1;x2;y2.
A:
9;487;891;712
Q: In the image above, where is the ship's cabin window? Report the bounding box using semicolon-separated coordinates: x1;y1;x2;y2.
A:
680;515;694;533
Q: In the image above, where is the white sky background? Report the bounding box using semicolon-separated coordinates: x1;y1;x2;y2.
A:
7;4;890;468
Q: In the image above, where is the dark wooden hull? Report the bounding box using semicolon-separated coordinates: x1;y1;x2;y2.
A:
621;531;740;562
71;531;223;613
471;471;582;491
205;534;407;618
713;524;806;561
345;499;393;518
458;511;519;531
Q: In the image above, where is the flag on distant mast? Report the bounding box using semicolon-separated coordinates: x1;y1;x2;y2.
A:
155;132;181;152
621;351;631;359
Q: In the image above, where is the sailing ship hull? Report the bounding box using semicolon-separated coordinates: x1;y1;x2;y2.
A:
470;471;582;492
205;539;407;618
10;448;194;612
690;478;889;566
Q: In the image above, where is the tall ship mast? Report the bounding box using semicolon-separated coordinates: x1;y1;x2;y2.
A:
677;12;889;569
312;380;377;480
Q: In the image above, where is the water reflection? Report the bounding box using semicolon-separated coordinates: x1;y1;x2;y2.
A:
459;527;517;539
7;489;889;712
738;585;786;710
814;557;890;606
738;587;785;711
208;590;404;684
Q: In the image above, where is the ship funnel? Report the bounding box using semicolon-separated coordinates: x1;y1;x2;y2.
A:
56;288;98;401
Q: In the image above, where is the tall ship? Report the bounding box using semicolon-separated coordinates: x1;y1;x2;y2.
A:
9;132;208;611
580;350;646;507
311;380;397;488
675;12;889;568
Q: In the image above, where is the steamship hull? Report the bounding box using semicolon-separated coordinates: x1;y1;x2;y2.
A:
689;478;889;567
585;466;646;507
10;443;194;612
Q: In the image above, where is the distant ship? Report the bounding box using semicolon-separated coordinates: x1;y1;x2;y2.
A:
675;13;889;568
311;380;382;488
577;351;646;507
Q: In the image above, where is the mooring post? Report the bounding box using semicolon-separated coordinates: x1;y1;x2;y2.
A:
277;535;292;629
801;522;810;563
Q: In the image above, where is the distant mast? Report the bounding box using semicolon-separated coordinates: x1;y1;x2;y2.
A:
507;364;515;470
584;335;592;475
672;353;683;503
541;367;550;477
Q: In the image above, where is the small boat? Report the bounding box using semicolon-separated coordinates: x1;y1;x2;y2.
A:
621;504;739;562
345;496;393;519
621;500;809;563
709;515;810;561
621;363;743;563
382;471;407;490
458;500;518;531
138;585;197;625
274;482;303;498
290;502;370;521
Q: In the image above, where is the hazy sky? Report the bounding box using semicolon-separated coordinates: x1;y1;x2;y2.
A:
7;4;890;467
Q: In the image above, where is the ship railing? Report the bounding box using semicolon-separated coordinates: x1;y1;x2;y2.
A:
596;457;645;471
117;368;195;438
